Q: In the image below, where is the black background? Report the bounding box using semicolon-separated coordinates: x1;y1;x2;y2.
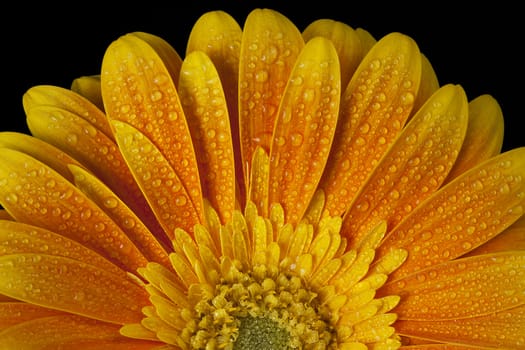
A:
3;1;522;151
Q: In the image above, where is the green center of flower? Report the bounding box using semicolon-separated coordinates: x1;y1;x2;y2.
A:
190;264;334;349
233;316;290;350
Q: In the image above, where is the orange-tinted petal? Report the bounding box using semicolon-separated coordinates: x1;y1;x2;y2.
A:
412;53;439;114
0;254;149;324
239;8;304;187
111;120;201;236
0;132;82;183
302;18;364;90
0;220;125;276
342;84;468;247
71;75;104;112
380;147;525;280
178;51;236;224
0;302;65;329
131;31;183;89
248;147;270;217
465;213;525;255
25;105;161;233
445;94;504;182
23;85;113;140
0;148;148;272
383;251;525;319
320;32;422;217
68;164;171;266
395;304;525;349
101;32;203;221
0;315;159;349
268;36;341;224
186;10;243;204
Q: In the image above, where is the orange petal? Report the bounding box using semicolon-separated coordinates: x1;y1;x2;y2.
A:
319;32;422;217
0;315;159;349
395;304;525;349
178;51;236;224
25;105;160;232
71;75;104;111
0;148;148;272
68;164;171;267
101;32;203;220
0;220;125;276
302;18;365;90
342;84;468;248
186;10;244;204
249;147;270;217
239;8;304;187
465;213;525;256
445;94;504;182
268;37;341;224
0;211;12;221
0;302;65;328
23;85;113;140
412;53;439;114
111;120;201;236
380;147;525;280
383;251;525;319
0;131;82;183
0;254;149;324
131;32;183;88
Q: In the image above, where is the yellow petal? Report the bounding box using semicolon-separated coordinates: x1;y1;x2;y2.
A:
131;31;183;88
111;120;201;236
71;75;104;112
395;304;525;349
101;32;203;220
342;84;468;247
302;18;364;90
466;213;525;255
385;251;525;319
186;10;244;203
445;94;504;182
23;85;113;140
249;147;270;217
239;8;304;186
0;220;125;276
320;32;422;217
0;148;148;272
0;131;82;183
25;105;160;233
68;164;171;267
0;315;159;349
0;302;65;328
268;36;341;224
380;147;525;280
0;254;149;324
179;51;236;223
412;53;439;114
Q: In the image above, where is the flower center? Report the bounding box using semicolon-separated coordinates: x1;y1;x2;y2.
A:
123;201;407;349
234;316;290;350
191;263;334;349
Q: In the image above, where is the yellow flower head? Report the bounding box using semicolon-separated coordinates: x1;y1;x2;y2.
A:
0;8;524;350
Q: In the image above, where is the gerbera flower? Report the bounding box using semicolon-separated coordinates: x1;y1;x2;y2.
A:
0;7;524;349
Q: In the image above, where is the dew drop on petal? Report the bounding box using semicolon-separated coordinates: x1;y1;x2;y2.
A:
103;197;119;209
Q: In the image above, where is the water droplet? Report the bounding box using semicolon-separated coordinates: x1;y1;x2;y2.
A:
400;92;415;105
359;122;370;134
150;90;163;102
255;70;268;82
175;195;187;207
291;76;304;86
66;133;78;145
103;197;118;209
290;133;303;147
